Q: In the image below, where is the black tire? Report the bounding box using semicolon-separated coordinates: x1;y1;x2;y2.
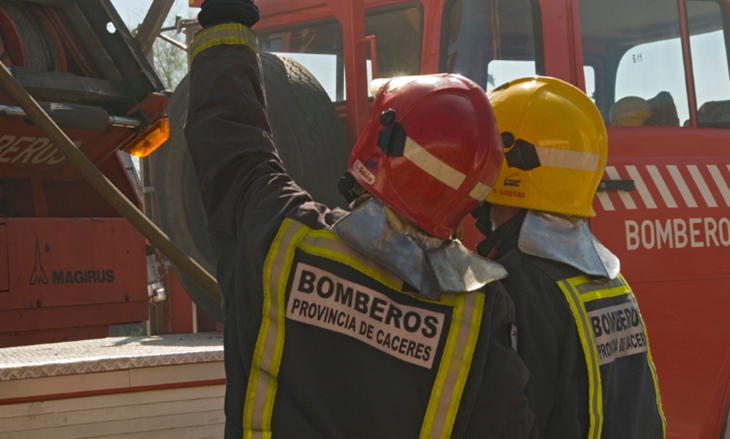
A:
152;53;350;322
261;53;350;207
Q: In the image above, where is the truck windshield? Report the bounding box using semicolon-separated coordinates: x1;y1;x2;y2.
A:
258;5;423;102
580;0;730;128
440;0;542;91
687;0;730;128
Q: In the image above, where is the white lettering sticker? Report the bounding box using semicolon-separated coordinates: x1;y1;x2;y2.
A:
353;160;376;185
0;135;72;165
625;216;730;250
287;263;445;369
587;302;647;366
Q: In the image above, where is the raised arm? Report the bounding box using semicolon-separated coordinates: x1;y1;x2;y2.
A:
185;24;312;247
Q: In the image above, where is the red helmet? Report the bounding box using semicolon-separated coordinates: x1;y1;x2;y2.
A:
348;74;502;239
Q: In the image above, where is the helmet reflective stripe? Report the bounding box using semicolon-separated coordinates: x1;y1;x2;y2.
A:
468;182;493;201
403;137;493;202
535;145;601;172
404;137;467;190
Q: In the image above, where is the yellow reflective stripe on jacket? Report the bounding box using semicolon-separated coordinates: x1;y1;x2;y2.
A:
190;23;258;64
299;229;404;292
244;219;308;439
245;218;485;438
644;322;667;437
420;291;484;439
557;274;666;439
558;277;605;439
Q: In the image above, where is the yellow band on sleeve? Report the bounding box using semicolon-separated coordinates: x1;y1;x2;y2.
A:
190;23;258;64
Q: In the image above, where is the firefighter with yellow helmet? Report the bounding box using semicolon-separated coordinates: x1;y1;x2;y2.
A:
473;77;666;438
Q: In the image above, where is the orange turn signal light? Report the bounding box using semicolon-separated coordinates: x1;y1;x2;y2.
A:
123;117;170;157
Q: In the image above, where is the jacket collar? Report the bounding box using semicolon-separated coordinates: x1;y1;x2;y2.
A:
476;209;620;279
475;209;526;259
332;198;507;300
518;210;620;279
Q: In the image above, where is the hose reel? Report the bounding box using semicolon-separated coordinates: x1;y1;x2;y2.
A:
0;0;62;71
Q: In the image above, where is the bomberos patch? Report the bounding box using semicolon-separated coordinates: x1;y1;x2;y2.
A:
287;263;445;369
588;301;648;366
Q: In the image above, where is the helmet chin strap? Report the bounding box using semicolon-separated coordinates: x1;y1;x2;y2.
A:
338;171;364;205
333;198;507;300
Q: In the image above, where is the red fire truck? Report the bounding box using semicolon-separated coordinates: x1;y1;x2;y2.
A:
1;0;728;436
157;0;729;437
0;0;171;346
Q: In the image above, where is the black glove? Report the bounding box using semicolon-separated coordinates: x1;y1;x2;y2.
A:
471;202;492;236
199;0;260;29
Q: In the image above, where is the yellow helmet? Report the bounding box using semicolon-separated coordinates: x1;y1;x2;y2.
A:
485;76;607;217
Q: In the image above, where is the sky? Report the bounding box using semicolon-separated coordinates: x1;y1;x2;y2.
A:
107;0;198;171
109;0;199;30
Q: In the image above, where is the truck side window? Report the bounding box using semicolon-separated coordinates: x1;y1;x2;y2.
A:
579;0;689;127
366;7;423;80
688;0;730;128
258;6;423;102
584;66;596;102
259;21;343;101
440;0;541;91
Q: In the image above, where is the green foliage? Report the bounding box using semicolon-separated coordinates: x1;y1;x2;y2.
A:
125;1;191;92
152;16;188;91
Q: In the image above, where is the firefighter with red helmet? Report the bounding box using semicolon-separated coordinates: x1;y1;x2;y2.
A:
185;1;536;437
473;77;666;438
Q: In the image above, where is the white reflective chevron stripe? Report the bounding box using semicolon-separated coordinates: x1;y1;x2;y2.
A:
626;165;656;209
688;165;717;208
404;138;466;190
667;165;698;208
646;165;677;208
709;165;730;207
605;166;637;209
596;192;615;211
535;147;601;171
595;164;730;212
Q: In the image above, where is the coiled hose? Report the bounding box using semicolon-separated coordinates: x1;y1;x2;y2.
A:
0;0;59;71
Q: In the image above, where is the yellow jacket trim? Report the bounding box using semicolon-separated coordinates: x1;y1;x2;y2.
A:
243;219;307;439
299;229;403;291
558;277;604;439
635;287;667;436
442;292;485;435
420;293;465;439
420;291;484;439
190;23;258;64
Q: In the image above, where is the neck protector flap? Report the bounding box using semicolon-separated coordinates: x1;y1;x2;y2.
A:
333;198;507;300
519;210;620;279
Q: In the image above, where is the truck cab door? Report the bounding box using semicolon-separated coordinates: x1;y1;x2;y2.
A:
575;0;730;437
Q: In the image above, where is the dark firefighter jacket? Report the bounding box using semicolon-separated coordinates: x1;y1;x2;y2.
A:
476;210;665;439
184;24;536;439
